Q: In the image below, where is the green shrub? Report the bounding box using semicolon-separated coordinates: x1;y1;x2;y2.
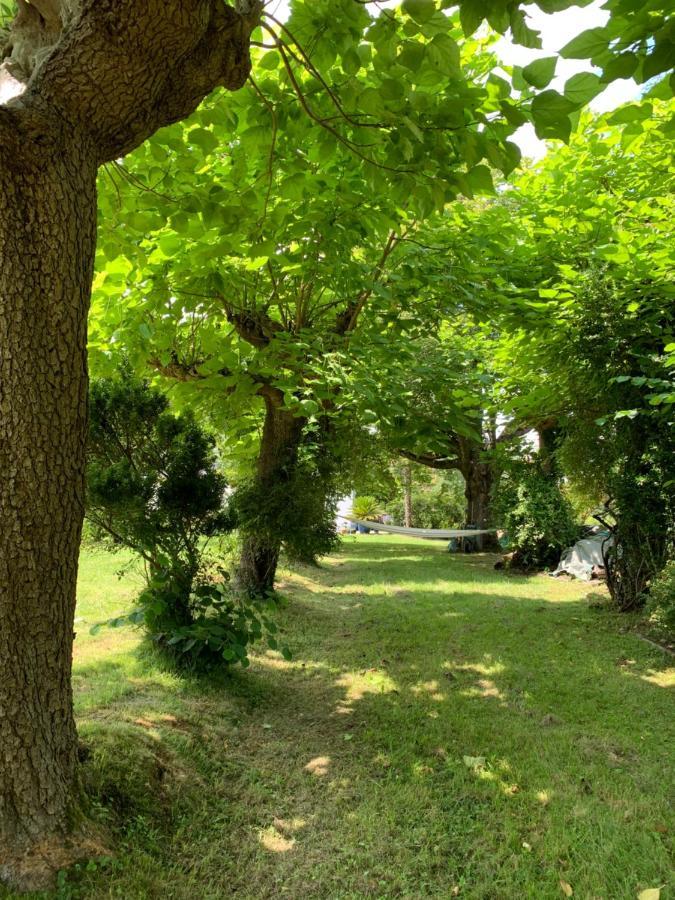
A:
496;462;579;571
351;495;381;520
87;367;280;668
646;559;675;634
233;459;341;568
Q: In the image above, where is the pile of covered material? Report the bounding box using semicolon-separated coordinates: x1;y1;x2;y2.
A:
551;531;613;581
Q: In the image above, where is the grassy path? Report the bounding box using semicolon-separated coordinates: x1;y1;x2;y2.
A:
16;537;675;898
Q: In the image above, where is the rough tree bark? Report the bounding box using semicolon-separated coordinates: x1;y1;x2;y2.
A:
0;0;257;889
238;390;305;596
456;437;500;552
0;114;98;893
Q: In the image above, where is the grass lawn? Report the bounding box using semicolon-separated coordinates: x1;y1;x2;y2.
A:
9;536;674;899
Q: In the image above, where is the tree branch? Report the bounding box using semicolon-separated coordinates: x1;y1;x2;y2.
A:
226;308;285;349
149;351;275;397
398;449;461;470
335;230;400;335
3;0;260;163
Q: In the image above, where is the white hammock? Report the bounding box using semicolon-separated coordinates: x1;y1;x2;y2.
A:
344;517;497;539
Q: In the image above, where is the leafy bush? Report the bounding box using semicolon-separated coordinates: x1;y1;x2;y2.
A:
234;458;341;568
351;495;380;520
496;462;579;571
645;559;675;634
87;368;282;668
595;469;674;612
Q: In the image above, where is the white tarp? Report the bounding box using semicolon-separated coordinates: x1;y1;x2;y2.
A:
551;532;613;581
344;518;497;539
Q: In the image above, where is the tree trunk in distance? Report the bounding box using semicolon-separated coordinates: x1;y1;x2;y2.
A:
459;438;500;552
403;462;414;528
238;393;305;595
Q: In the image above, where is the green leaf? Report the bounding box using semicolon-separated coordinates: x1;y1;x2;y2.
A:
607;103;652;125
465;164;495;195
559;27;609;60
258;51;279;71
398;41;426;71
510;9;542;49
402;0;436;24
342;48;361;76
426;33;460;74
530;90;576;141
522;56;557;89
188;127;219;155
600;51;638;83
500;101;528;127
564;72;603;107
642;39;674;82
459;0;484;37
536;0;593;10
379;78;405;101
300;398;320;415
500;140;522;177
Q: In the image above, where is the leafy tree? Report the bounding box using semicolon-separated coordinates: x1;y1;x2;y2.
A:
360;330;531;549
494;458;578;571
90;20;524;591
448;104;675;597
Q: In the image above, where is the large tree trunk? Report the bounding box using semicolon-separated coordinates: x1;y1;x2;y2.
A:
0;125;98;891
238;392;305;595
0;0;255;888
458;438;500;552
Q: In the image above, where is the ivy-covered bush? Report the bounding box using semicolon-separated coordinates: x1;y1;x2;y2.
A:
496;462;579;571
87;368;283;668
233;458;341;569
646;559;675;635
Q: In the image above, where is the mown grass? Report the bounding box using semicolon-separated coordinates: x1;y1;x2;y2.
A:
7;537;674;899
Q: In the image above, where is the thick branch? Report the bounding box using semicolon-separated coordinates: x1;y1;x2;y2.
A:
398;449;461;470
149;353;272;395
149;356;219;383
335;230;399;336
3;0;259;163
227;309;285;349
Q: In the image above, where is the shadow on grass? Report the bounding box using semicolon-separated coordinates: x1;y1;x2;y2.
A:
64;539;674;900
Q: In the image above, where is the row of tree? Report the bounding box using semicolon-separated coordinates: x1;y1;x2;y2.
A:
0;0;672;889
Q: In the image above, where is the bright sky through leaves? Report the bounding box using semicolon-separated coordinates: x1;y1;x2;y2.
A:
494;0;640;157
268;0;640;159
